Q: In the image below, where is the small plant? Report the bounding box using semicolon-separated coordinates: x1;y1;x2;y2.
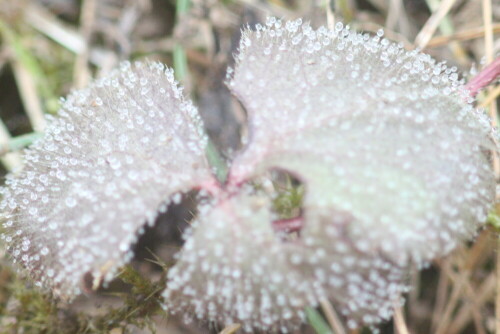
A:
0;17;498;332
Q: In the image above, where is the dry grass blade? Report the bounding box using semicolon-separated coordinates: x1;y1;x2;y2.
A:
319;299;346;334
234;0;294;17
424;0;468;64
445;261;487;334
385;0;402;31
326;0;335;30
480;85;500;109
24;3;85;55
393;304;411;334
427;24;500;48
465;229;494;270
431;260;450;332
414;0;458;48
73;0;97;88
462;277;487;334
482;0;495;66
0;16;46;132
448;271;496;333
407;267;420;326
218;323;242;334
434;269;468;334
482;0;498;124
11;61;46;132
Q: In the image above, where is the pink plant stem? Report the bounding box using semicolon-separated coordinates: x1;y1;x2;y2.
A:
272;216;303;233
465;57;500;97
197;178;223;196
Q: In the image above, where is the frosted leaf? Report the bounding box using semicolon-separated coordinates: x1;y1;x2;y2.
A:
163;190;408;331
225;18;497;325
228;18;496;265
163;191;318;332
0;61;214;298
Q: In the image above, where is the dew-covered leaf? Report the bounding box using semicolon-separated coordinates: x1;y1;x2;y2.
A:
163;190;318;332
0;61;215;298
222;17;497;327
163;188;408;331
228;18;496;264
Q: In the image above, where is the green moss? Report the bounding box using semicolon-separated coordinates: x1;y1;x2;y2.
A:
272;175;304;220
0;264;167;334
88;265;165;333
0;266;80;333
487;203;500;231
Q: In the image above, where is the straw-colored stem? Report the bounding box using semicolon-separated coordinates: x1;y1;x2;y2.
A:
427;23;500;47
415;0;458;48
73;0;96;88
219;323;242;334
25;3;85;55
320;299;346;334
393;305;411;334
11;60;46;132
448;273;496;334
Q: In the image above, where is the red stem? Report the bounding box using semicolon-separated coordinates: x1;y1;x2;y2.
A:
465;57;500;97
272;216;303;233
196;178;223;196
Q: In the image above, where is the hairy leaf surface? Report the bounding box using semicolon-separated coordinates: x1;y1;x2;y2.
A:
163;190;408;330
0;61;214;298
228;18;496;265
164;18;497;331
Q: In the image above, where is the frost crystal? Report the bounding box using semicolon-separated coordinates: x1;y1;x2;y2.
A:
0;17;497;332
0;61;214;297
165;18;497;330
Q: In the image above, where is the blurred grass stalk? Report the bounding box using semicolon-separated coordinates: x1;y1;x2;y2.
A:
426;24;500;48
334;0;353;23
0;19;47;131
219;323;242;334
0;122;23;171
424;0;468;65
173;0;228;183
415;0;457;49
73;0;96;88
173;0;190;83
306;306;333;334
0;18;51;171
0;132;42;157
